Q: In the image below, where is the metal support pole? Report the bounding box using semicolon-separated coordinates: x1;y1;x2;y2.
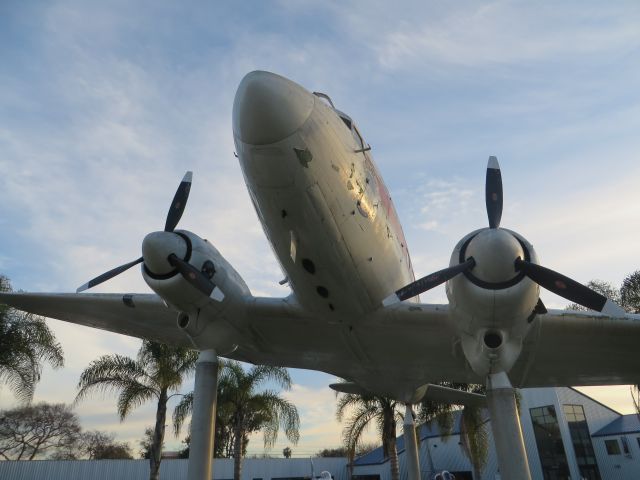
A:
486;372;531;480
404;404;421;480
187;349;218;480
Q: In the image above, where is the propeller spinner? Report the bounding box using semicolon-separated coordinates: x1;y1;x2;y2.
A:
76;172;217;298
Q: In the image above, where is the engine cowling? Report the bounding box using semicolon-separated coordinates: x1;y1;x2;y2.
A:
446;227;540;376
141;230;250;349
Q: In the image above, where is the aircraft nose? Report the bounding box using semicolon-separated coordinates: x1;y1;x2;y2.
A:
232;71;314;145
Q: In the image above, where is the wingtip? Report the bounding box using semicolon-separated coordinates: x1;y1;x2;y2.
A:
182;171;193;183
601;299;627;317
76;283;89;293
488;156;500;170
382;293;400;307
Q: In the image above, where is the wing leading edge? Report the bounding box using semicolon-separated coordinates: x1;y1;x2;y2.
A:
511;309;640;387
0;292;191;348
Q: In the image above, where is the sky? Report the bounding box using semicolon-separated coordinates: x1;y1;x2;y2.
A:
1;0;640;458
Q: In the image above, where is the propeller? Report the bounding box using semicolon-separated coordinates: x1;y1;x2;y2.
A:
165;172;192;232
383;157;626;315
77;171;216;297
382;258;475;306
515;258;625;316
76;257;144;293
486;155;503;229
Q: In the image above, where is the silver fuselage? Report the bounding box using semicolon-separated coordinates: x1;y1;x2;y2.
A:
233;72;415;317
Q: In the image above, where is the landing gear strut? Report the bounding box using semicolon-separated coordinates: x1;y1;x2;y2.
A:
486;372;531;480
187;349;219;480
404;404;421;480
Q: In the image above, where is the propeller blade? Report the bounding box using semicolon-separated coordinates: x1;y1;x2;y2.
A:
164;171;193;232
168;254;220;298
76;257;144;293
486;156;503;229
383;257;476;306
515;258;626;316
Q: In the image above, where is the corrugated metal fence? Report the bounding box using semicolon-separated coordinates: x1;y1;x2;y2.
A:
0;458;348;480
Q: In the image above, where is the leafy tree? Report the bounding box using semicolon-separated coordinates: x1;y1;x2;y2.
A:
174;361;299;480
81;430;133;459
282;446;292;458
315;444;377;458
177;435;190;459
0;275;64;403
75;340;197;480
139;426;164;460
315;446;347;457
336;392;402;480
0;403;81;460
621;270;640;313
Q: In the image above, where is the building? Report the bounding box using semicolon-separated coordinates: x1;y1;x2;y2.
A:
353;387;640;480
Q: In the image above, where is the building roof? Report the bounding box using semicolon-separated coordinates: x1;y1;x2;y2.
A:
354;411;466;466
593;414;640;437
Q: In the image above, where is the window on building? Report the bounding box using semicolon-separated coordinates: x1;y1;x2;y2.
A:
530;405;570;479
621;436;631;455
605;439;621;455
563;404;601;480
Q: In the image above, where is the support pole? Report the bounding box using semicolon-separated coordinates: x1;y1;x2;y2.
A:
187;349;219;480
404;404;421;480
486;372;531;480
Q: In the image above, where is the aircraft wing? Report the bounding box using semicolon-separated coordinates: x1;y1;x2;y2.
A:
0;292;192;348
3;291;640;391
511;309;640;387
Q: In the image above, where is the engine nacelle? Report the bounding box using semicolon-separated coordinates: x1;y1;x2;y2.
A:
446;228;540;376
142;230;251;320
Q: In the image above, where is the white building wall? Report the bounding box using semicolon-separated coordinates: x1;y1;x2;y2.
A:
557;388;621;480
592;433;640;480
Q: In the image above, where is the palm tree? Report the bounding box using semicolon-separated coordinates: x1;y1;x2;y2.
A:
174;361;299;480
417;383;489;479
0;275;64;403
75;340;198;480
336;392;402;480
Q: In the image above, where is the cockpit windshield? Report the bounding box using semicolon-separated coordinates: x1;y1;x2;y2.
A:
313;92;368;152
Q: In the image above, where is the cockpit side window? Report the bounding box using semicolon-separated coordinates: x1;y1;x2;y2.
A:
334;108;368;152
351;125;365;150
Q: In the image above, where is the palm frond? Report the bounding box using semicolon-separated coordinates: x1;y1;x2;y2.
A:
249;365;292;392
117;381;158;421
460;406;489;475
173;392;194;437
75;355;156;404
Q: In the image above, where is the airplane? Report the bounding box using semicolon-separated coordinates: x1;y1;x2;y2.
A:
2;71;639;479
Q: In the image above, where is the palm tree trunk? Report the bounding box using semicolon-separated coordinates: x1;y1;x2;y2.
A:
233;423;243;480
387;437;400;480
149;388;168;480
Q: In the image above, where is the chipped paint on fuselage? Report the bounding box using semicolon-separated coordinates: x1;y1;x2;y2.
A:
235;95;415;316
